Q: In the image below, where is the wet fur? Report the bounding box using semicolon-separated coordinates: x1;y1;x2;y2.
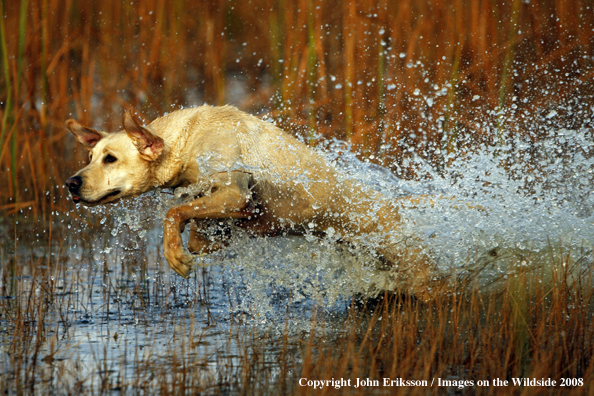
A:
66;106;435;296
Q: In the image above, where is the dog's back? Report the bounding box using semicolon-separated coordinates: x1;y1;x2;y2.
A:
148;106;341;220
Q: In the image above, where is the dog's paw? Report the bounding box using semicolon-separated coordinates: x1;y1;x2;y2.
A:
164;247;194;278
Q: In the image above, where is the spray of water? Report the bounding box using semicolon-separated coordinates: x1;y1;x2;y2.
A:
87;100;594;324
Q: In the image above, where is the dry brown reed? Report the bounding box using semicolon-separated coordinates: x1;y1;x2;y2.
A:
295;266;594;395
0;0;593;219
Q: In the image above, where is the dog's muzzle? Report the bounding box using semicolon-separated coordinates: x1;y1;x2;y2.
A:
66;176;82;202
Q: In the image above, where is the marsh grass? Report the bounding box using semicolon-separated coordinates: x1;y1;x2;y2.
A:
0;0;593;216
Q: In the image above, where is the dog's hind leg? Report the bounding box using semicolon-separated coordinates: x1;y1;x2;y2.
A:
163;172;251;278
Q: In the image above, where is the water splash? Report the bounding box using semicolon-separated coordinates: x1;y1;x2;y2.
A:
97;116;594;320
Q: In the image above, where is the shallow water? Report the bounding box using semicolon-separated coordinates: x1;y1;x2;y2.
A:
1;210;353;392
2;113;594;392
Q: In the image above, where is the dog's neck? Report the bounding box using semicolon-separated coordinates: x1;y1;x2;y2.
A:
147;128;202;191
149;146;185;189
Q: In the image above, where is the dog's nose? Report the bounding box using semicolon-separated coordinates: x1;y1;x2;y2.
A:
66;176;82;193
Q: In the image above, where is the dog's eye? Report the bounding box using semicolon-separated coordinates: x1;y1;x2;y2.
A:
104;154;117;164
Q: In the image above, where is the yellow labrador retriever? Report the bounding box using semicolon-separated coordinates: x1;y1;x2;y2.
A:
66;106;435;295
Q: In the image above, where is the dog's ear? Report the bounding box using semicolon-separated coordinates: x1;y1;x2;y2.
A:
65;119;105;150
123;109;164;161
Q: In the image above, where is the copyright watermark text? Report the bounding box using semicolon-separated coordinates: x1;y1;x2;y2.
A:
298;377;584;390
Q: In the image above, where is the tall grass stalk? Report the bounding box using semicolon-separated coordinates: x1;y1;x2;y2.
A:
375;22;386;159
306;0;316;144
342;0;355;140
39;0;48;128
0;0;12;159
11;0;28;203
269;3;282;88
496;0;521;143
444;38;463;156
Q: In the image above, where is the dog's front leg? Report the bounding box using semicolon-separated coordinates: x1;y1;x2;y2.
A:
163;173;251;277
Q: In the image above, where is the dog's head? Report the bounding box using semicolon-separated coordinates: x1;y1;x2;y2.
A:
65;110;164;205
